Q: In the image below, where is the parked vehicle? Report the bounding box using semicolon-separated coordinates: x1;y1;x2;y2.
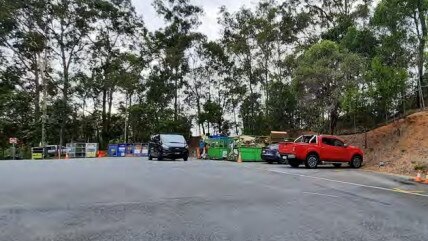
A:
148;134;189;161
278;135;364;169
261;144;284;164
45;145;67;158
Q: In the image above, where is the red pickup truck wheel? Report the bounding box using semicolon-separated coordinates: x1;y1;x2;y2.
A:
350;155;363;168
305;154;319;169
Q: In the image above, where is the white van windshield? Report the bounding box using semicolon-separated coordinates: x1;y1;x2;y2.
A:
160;134;186;144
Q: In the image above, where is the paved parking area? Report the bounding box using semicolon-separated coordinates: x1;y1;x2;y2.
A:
0;158;427;241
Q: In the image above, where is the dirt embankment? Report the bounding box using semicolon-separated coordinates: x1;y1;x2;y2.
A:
341;111;428;176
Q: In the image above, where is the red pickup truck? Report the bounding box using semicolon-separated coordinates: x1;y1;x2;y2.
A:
278;135;364;169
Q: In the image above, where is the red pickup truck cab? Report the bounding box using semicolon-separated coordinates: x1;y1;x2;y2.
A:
278;135;364;169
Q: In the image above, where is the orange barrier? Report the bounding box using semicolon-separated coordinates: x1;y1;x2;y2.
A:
414;172;423;182
237;153;242;163
98;150;107;158
424;174;428;184
412;171;428;184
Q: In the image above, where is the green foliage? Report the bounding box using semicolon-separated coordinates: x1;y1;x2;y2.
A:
341;27;378;58
372;0;427;108
294;40;366;134
366;57;408;120
127;102;192;143
199;100;223;133
240;94;267;135
266;82;298;131
0;88;34;146
321;15;354;42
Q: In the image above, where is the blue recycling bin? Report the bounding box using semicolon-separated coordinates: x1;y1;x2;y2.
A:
117;144;127;157
108;144;118;157
141;144;149;157
133;144;149;157
125;144;134;156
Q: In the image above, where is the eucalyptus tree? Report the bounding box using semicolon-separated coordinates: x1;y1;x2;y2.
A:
0;0;50;127
252;0;279;110
372;0;427;108
306;0;373;42
183;40;209;134
87;0;144;147
48;0;103;146
294;40;365;134
152;0;203;121
219;6;261;134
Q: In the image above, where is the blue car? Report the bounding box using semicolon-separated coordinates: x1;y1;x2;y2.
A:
261;144;285;164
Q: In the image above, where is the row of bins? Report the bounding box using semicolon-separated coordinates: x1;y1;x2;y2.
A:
205;136;264;162
108;144;149;157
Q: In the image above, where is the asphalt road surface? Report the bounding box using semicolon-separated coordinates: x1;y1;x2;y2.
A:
0;158;427;241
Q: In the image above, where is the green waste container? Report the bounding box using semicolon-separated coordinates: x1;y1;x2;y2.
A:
207;147;229;160
239;147;263;162
206;137;233;160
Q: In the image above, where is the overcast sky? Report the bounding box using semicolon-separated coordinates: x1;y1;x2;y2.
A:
133;0;255;40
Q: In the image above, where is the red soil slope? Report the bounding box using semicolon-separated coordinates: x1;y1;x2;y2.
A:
341;111;428;176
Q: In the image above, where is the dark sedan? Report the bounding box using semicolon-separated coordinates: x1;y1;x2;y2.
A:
261;144;286;164
148;134;189;161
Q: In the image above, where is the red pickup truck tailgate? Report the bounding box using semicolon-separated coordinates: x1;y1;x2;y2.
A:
278;142;295;154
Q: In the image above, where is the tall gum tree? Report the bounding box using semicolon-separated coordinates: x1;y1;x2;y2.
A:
152;0;203;121
373;0;427;108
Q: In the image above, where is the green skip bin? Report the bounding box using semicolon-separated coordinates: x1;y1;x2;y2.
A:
239;147;263;162
207;147;229;160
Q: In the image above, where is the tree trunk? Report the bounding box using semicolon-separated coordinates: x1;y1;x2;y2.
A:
416;2;426;108
174;69;179;121
233;108;239;135
39;51;48;146
344;0;349;16
128;93;132;142
247;53;255;135
353;112;356;133
124;93;128;143
108;88;114;132
233;103;238;135
196;95;203;134
59;17;69;148
416;38;426;109
265;55;269;115
329;104;339;135
218;119;222;134
60;61;69;147
174;81;178;120
101;88;107;148
34;60;41;121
